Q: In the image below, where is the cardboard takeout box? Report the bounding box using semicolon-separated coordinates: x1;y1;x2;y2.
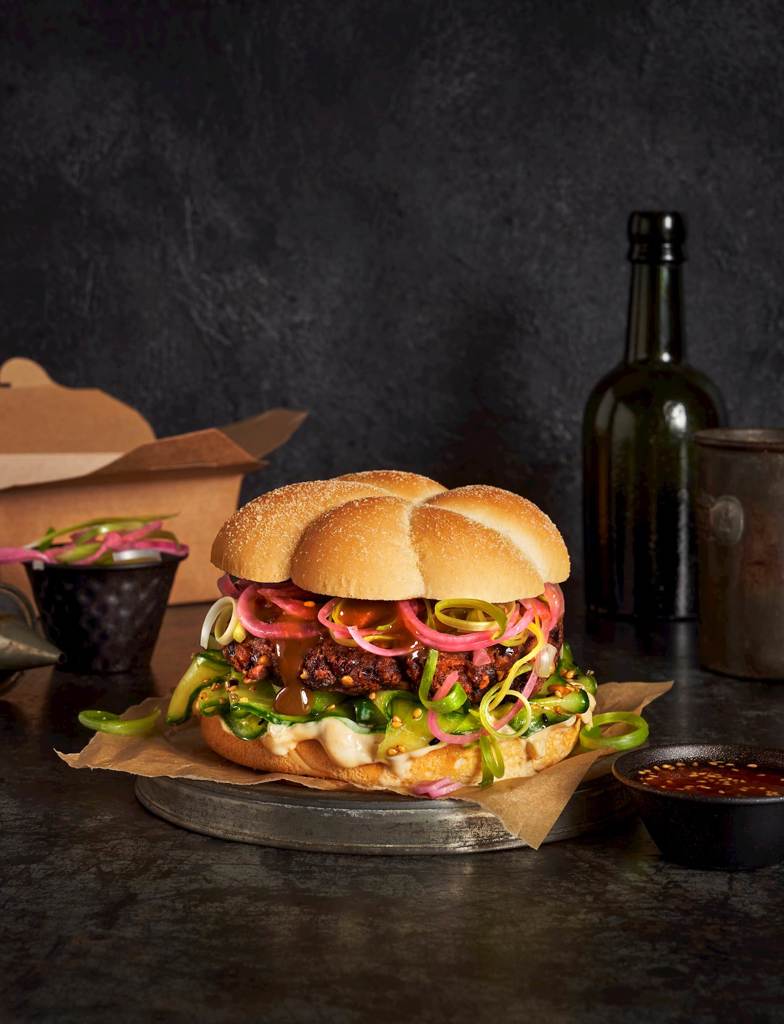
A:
0;358;306;604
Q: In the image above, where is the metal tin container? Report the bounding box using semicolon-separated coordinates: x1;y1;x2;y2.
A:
695;429;784;678
26;553;185;673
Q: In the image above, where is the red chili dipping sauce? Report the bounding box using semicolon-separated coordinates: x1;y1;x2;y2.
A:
636;760;784;798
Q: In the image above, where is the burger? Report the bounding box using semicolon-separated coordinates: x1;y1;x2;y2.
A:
165;470;596;796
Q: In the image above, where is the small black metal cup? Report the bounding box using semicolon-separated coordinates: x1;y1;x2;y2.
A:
25;553;185;673
695;429;784;679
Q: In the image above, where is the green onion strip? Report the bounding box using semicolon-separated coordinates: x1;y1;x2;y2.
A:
78;708;160;737
416;649;468;713
433;598;507;637
579;712;648;752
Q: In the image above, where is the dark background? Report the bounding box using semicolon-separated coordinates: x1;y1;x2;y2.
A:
2;0;783;572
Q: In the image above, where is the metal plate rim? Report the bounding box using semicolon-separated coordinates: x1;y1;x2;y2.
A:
135;772;634;856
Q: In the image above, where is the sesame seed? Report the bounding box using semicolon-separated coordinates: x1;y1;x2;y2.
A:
300;670;309;680
746;763;758;768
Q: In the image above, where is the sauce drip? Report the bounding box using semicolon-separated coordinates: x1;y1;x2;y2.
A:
334;599;397;629
275;633;318;687
637;760;784;797
273;683;314;716
273;627;319;715
245;598;320;714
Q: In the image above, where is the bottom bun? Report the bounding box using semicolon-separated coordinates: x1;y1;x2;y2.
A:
199;713;582;790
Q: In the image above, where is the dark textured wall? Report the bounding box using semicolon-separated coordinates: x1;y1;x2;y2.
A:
2;0;783;572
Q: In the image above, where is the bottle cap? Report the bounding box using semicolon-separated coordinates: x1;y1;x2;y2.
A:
628;211;686;264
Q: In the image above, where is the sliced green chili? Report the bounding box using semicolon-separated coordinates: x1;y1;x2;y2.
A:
78;708;160;737
579;712;648;752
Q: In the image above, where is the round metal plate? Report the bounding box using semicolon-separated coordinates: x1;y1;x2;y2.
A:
135;772;634;855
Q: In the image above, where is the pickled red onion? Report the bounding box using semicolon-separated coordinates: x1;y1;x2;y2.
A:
113;521;163;544
411;777;464;798
218;574;242;597
472;647;492;667
424;670;481;744
318;598;350;639
521;668;540;700
397;601;495;652
521;597;549;623
503;606;532;638
1;516;188;568
237;585;321;640
0;547;55;564
433;671;460;701
256;580;307;592
79;531;124;565
346;626;414;657
543;582;564;629
498;603;523;641
258;588;319;620
427;710;482;745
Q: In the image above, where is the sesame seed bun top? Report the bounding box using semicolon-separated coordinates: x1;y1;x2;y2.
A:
211;470;569;602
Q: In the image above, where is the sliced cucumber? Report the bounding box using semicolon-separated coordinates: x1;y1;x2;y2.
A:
166;653;240;725
378;697;432;759
530;688;590;717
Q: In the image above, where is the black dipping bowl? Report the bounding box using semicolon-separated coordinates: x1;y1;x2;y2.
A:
613;744;784;871
26;553;185;674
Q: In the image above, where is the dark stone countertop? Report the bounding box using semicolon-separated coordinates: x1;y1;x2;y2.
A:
2;603;782;1023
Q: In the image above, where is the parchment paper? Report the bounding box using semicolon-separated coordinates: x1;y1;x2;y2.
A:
58;680;672;848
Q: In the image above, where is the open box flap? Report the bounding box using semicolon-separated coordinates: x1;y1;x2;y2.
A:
0;358;307;492
88;429;262;479
0;357;155;453
220;408;309;460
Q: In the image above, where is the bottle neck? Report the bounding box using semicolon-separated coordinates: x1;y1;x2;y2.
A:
624;263;684;364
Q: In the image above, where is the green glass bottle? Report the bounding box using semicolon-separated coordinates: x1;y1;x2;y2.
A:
583;212;726;620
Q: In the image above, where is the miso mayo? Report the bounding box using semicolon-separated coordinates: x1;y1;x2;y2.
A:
219;691;594;772
220;716;382;768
